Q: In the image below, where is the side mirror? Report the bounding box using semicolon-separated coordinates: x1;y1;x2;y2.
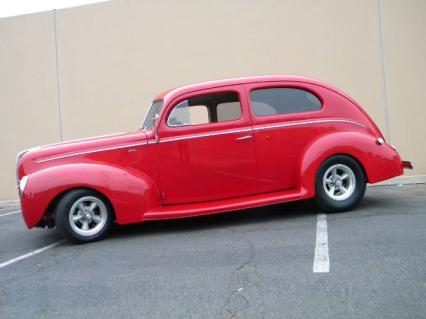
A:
153;113;159;143
152;113;159;126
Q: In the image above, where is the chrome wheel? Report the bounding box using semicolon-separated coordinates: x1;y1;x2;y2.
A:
322;164;356;201
68;196;108;237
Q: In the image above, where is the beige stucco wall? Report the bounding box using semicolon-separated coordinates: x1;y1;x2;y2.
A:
0;0;425;200
380;0;426;175
0;11;60;200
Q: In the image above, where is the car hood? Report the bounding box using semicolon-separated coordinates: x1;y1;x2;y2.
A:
17;130;147;177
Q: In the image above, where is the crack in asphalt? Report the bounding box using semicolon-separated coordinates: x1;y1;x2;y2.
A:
224;240;265;319
3;249;68;287
4;265;47;286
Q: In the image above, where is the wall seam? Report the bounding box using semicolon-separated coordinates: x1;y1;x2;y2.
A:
376;0;391;142
53;9;64;141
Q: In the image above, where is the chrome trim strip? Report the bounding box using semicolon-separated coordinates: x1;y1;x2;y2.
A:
252;119;365;132
37;132;127;149
158;120;364;144
37;142;147;163
159;127;253;144
235;135;253;141
37;120;364;161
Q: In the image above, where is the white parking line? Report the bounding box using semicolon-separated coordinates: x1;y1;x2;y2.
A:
0;210;21;217
0;240;65;270
313;213;330;273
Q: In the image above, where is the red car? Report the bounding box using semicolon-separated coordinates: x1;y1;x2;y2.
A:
16;75;412;243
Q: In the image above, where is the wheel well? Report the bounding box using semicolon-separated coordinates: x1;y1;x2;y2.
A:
38;187;116;228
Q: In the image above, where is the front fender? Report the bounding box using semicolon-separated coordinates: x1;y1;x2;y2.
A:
21;163;160;228
297;132;403;197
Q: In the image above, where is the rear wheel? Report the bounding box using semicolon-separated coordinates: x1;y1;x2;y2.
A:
55;189;114;243
314;155;366;213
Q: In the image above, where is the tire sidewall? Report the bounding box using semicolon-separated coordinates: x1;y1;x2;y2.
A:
56;189;114;243
315;155;366;213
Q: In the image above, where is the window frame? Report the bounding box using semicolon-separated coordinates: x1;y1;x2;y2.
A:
141;99;164;131
248;86;323;118
166;90;244;128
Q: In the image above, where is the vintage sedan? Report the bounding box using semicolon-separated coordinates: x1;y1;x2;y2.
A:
16;75;412;243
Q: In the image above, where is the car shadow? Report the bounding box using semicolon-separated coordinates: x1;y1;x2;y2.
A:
107;188;399;241
109;200;318;240
357;196;385;209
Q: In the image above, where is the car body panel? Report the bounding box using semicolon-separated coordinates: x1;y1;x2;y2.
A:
297;131;403;198
157;84;259;204
243;81;375;193
21;161;161;229
16;75;408;229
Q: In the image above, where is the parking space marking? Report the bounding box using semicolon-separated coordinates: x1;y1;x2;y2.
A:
0;210;20;217
0;240;65;270
313;213;330;273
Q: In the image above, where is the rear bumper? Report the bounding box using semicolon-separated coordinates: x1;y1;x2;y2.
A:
402;161;413;170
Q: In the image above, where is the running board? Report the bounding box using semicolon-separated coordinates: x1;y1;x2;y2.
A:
143;188;308;221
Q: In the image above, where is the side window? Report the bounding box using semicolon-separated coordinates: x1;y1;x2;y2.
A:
250;88;322;117
217;101;241;122
168;92;241;127
188;105;209;125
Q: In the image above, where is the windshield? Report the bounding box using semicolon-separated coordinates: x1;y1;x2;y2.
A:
141;100;164;130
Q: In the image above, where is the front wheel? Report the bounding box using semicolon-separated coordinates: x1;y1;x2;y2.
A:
313;155;366;213
55;189;114;243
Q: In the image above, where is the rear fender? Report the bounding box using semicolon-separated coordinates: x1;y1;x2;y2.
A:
21;163;160;228
297;132;403;197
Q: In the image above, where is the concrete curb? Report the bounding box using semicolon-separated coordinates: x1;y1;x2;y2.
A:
0;200;19;207
0;200;19;208
368;174;426;187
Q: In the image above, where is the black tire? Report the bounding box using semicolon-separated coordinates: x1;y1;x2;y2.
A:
313;155;366;213
55;189;114;243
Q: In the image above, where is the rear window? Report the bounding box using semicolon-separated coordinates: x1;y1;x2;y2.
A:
250;88;322;117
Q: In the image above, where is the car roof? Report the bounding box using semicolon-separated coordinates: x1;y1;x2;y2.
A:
153;75;333;101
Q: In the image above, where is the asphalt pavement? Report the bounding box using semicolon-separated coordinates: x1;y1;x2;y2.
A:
0;184;425;319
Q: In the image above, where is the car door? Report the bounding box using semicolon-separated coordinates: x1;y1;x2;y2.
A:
245;82;324;193
157;85;259;205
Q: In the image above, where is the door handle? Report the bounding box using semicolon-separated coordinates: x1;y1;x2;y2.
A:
235;135;253;141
